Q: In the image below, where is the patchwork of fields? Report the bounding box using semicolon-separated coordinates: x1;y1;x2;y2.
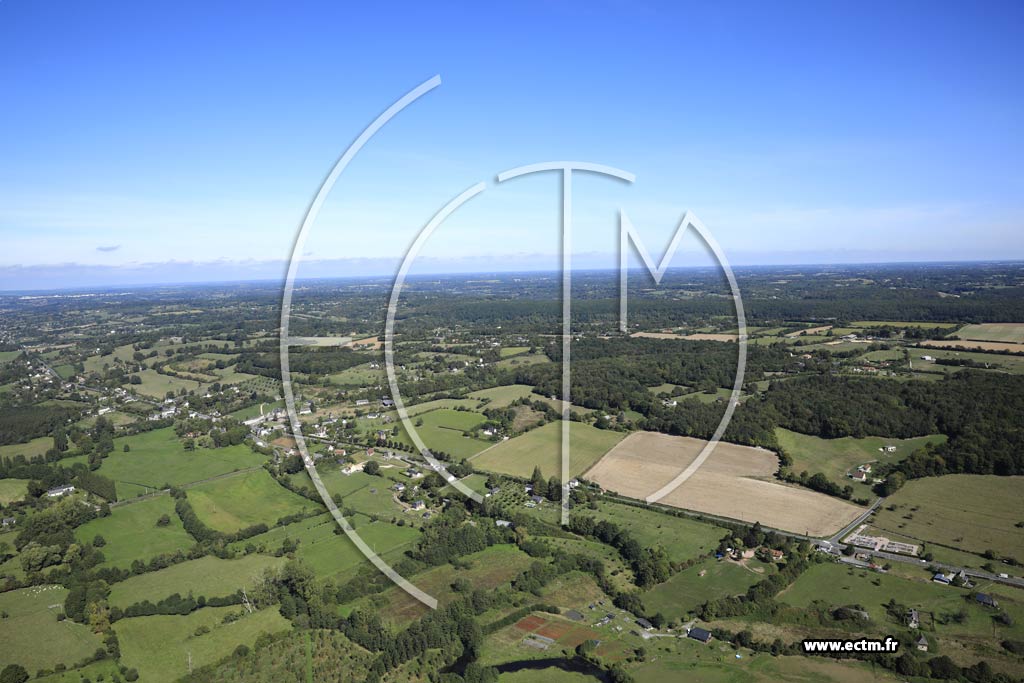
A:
587;432;864;536
472;421;625;479
870;474;1024;560
99;428;265;499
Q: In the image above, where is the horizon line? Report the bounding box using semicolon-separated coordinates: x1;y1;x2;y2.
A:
2;257;1022;296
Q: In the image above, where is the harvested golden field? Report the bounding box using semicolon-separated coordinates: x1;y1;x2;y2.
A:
683;333;737;342
585;431;863;536
919;339;1024;353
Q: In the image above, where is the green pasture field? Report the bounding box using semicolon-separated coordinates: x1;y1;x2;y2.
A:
367;544;535;628
328;363;386;386
0;350;22;364
229;399;285;421
405;397;480;414
682;387;734;404
850;321;960;329
0;478;28;505
35;660;123;682
468;384;538;407
129;368;203;398
0;435;55;459
232;514;420;580
74;495;193;568
780;562;1024;642
186;469;313;533
590;502;727;564
775;428;946;491
288;468;379;501
83;343;139;373
0;585;105;673
413;408;492;460
641;557;773;620
630;646;904;683
647;383;688;395
499;346;531;358
115;606;291;683
954;323;1024;343
495;353;552;369
99;428;264;499
860;347;906;362
472;421;624;479
108;554;287;607
52;363;76;379
341;482;408;520
870;474;1024;560
912;347;1024;374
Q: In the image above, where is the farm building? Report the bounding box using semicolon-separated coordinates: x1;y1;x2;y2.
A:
495;520;513;528
975;593;999;608
46;485;76;498
636;618;654;630
916;635;929;652
907;609;920;629
933;572;952;585
688;627;713;643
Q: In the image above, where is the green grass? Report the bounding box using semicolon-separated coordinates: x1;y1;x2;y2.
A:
776;428;946;491
954;323;1024;343
405;397;480;414
0;435;55;459
499;346;531;358
229;399;285;421
849;320;960;329
0;350;22;364
472;421;624;479
115;606;291;683
0;585;106;673
468;384;538;407
413;408;492;460
495;353;552;369
35;659;123;682
641;557;772;620
108;554;288;607
98;428;265;499
870;474;1024;561
186;469;313;533
328;363;386;386
287;468;380;500
74;495;194;568
911;346;1024;374
232;514;421;580
590;502;727;564
369;544;535;628
129;368;203;398
780;562;1024;641
0;478;28;505
630;647;905;683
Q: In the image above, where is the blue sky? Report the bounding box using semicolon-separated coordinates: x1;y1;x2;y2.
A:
1;1;1022;290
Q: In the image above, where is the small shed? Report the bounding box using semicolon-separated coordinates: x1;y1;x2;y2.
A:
688;627;713;643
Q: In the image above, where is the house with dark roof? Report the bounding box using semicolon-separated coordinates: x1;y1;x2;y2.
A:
975;593;999;608
636;618;653;630
688;627;713;643
916;635;929;652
